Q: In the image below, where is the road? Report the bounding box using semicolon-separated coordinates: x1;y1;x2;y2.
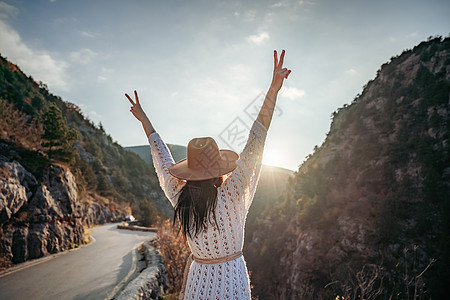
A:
0;223;155;300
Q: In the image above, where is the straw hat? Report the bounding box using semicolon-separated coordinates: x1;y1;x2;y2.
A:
169;137;239;181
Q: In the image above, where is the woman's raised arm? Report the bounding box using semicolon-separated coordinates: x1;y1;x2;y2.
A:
125;90;185;206
256;50;291;130
125;90;156;138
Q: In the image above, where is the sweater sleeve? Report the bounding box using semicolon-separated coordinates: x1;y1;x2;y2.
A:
148;132;186;207
225;120;268;210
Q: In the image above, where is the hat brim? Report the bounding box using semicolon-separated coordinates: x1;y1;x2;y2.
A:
169;150;239;181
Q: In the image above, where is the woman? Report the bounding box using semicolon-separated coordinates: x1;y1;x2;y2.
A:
126;50;291;299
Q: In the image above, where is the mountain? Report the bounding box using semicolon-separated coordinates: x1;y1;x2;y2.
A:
245;36;450;299
126;144;187;164
126;145;295;224
0;54;170;268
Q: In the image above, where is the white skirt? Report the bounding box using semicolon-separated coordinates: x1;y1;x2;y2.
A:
184;256;251;300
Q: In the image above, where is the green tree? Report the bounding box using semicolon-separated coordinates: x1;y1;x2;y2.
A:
41;105;78;163
139;199;158;227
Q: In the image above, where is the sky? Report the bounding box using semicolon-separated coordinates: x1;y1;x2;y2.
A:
0;0;449;171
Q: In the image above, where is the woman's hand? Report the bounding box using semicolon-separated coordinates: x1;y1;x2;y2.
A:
125;90;155;136
270;50;291;92
125;90;147;122
256;50;292;130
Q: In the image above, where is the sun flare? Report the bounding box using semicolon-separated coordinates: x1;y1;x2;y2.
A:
262;150;283;167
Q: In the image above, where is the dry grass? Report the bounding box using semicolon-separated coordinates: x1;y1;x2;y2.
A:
0;100;43;150
83;225;92;244
152;217;190;296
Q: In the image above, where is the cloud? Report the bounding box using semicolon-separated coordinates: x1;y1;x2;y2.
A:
247;31;270;45
270;2;286;9
54;16;78;24
270;0;312;11
0;18;69;91
93;67;114;82
0;1;18;19
280;86;305;100
69;48;98;65
80;31;95;38
271;2;283;8
264;12;274;23
243;10;256;22
297;0;314;7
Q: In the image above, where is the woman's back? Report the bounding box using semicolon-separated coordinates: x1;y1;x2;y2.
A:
186;120;267;259
149;120;267;299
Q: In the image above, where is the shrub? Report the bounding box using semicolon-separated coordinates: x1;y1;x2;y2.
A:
0;99;43;149
139;199;158;227
153;217;190;295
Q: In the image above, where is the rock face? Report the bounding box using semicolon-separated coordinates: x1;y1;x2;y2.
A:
245;37;450;299
0;160;31;224
83;202;126;227
0;158;84;263
0;157;126;265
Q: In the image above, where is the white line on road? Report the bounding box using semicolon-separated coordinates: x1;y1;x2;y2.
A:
0;234;96;279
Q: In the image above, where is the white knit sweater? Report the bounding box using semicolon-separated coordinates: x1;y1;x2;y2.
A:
148;120;267;299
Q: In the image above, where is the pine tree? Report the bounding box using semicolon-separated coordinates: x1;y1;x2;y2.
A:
41;105;78;163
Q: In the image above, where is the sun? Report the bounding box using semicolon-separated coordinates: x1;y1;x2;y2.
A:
262;150;283;167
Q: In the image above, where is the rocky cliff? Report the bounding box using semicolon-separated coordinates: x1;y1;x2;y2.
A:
0;54;169;268
0;144;126;265
245;36;450;299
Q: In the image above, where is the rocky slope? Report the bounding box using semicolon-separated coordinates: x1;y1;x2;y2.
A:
245;36;450;299
0;54;169;267
1;158;81;263
0;143;126;264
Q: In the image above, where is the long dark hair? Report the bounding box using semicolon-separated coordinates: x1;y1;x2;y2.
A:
174;176;224;238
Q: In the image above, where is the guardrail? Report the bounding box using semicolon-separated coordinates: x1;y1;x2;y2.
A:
117;223;160;232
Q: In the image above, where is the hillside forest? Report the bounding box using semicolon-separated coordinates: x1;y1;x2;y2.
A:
244;36;450;299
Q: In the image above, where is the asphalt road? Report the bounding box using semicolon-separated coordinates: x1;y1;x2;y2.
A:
0;223;155;300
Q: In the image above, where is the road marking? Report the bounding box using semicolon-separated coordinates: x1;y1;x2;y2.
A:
0;255;56;279
0;233;96;279
105;245;139;300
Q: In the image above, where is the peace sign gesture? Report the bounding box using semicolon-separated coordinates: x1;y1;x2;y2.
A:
125;90;147;122
271;50;291;91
